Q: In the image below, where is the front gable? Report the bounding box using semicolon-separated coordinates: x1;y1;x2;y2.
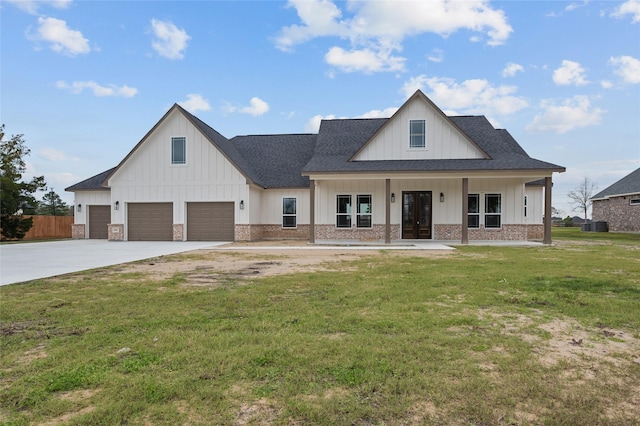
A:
106;106;248;188
352;91;488;161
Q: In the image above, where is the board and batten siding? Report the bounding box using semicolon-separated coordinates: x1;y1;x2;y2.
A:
353;97;485;161
313;177;542;227
107;109;250;226
72;190;111;225
259;189;310;225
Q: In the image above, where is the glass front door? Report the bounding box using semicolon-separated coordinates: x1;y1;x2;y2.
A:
402;191;432;239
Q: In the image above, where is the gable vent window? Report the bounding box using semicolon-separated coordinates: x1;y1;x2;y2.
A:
171;137;186;165
409;120;426;149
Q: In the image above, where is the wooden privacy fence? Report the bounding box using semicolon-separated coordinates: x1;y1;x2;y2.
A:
23;215;74;240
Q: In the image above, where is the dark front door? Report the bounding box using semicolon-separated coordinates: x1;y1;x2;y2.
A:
402;191;432;239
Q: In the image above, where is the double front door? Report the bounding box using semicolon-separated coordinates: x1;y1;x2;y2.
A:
402;191;432;239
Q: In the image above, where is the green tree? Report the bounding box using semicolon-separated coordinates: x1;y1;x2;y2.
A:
0;125;47;240
37;189;69;216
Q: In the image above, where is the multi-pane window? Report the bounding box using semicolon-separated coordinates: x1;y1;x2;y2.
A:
524;196;528;217
171;137;186;164
356;195;372;228
282;197;297;228
485;194;502;228
336;195;352;228
468;194;480;228
409;120;426;148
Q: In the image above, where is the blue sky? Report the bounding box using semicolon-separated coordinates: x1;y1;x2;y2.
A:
2;0;639;216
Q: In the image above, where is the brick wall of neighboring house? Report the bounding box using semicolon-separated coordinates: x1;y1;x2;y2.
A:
592;195;640;232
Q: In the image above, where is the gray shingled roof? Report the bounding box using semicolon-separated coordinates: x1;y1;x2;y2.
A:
592;167;640;199
301;116;564;174
65;167;115;191
231;134;316;188
66;106;564;193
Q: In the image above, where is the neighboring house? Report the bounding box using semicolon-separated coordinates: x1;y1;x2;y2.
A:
66;90;565;244
591;167;640;232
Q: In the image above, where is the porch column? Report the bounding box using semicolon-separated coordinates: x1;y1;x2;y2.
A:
309;179;315;244
462;178;469;244
385;178;391;244
544;176;552;245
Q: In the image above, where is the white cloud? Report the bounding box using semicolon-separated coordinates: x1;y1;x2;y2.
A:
611;0;640;23
324;46;405;73
150;19;190;60
56;80;138;97
502;62;524;77
38;147;77;162
357;107;399;119
553;60;589;86
31;17;90;56
178;94;211;113
427;49;444;63
601;80;614;89
304;114;336;133
565;1;588;12
275;0;512;74
402;75;528;116
526;96;604;134
610;55;640;84
5;0;71;14
224;97;270;117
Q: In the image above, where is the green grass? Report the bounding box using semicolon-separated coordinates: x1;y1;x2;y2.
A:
1;229;639;425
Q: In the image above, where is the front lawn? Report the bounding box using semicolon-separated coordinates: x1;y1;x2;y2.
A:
1;230;639;425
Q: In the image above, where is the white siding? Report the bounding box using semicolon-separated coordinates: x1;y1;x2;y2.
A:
107;109;250;227
525;186;544;224
354;97;485;161
260;189;311;225
314;177;536;227
72;190;111;225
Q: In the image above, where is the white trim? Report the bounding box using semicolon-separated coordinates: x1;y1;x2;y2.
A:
282;196;297;228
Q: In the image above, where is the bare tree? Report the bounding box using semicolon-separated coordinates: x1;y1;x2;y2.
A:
567;177;598;221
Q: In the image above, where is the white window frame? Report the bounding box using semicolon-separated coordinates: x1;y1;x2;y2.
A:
282;197;297;228
484;193;502;229
409;119;426;149
356;194;372;228
171;137;186;165
630;198;640;206
468;194;480;228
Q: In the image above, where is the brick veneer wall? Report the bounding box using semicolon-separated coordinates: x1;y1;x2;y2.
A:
593;196;640;232
71;224;85;239
173;224;184;241
315;224;401;241
108;224;124;241
434;224;543;241
235;224;311;241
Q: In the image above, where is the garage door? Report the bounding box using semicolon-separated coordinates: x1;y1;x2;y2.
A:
88;205;110;239
128;203;173;241
187;202;234;241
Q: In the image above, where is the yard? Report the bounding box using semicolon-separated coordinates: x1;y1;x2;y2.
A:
1;229;639;425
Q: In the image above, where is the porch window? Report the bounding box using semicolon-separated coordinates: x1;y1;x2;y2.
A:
485;194;502;228
468;194;480;228
282;197;297;228
336;195;352;228
356;195;372;228
524;195;528;217
171;137;186;164
409;120;426;148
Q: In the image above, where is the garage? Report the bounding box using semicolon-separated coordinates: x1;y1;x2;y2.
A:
88;205;110;239
187;202;235;241
128;203;173;241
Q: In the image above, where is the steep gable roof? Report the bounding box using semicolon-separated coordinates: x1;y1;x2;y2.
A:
65;167;115;191
592;167;640;199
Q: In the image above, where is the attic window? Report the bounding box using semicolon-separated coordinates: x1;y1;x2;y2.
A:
409;120;426;148
171;137;186;164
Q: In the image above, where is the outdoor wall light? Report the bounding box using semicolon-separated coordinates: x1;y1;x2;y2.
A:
391;193;396;203
440;192;445;202
77;204;82;212
239;200;244;210
114;201;119;210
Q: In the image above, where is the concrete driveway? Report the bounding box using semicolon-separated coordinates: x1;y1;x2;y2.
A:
0;240;228;286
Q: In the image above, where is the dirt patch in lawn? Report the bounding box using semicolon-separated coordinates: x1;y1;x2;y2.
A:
114;242;452;287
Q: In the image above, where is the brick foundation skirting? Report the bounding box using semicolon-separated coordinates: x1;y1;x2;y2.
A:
108;224;124;241
235;224;311;241
315;224;401;241
434;224;543;241
71;224;85;239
